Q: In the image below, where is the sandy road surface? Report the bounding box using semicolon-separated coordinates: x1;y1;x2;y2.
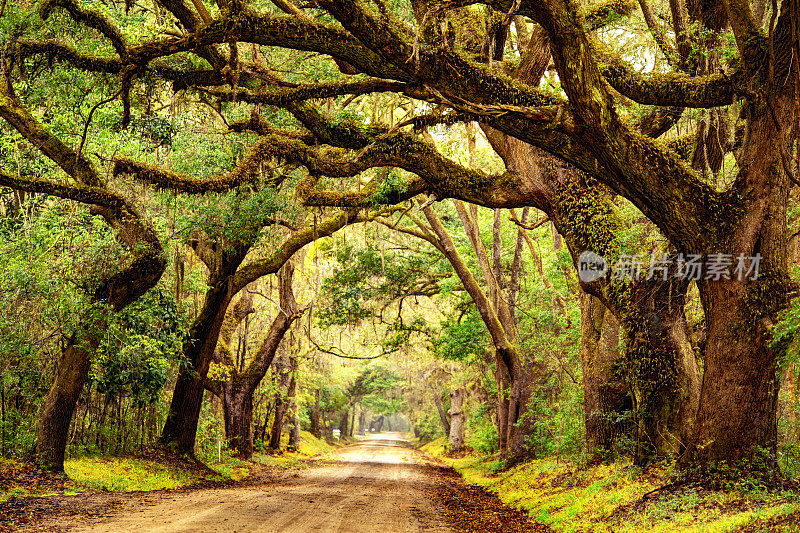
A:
70;432;456;533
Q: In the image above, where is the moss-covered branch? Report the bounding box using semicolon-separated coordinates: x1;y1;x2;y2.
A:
127;12;414;82
0;170;125;209
113;135;287;193
202;78;408;105
404;0;636;30
0;91;100;186
297;174;427;208
600;54;740;108
231;209;364;293
13;40;123;74
40;0;128;56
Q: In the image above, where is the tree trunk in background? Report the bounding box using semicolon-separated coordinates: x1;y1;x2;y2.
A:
504;358;541;466
448;388;466;452
212;261;300;459
311;389;321;438
432;389;450;435
285;362;299;450
339;409;349;437
494;363;509;459
269;353;293;452
288;407;300;451
35;336;98;471
422;202;542;467
784;363;798;441
579;292;628;461
358;411;366;435
222;382;254;459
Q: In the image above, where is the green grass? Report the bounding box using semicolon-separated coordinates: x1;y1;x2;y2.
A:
421;440;800;532
1;431;339;502
64;457;201;492
250;431;339;469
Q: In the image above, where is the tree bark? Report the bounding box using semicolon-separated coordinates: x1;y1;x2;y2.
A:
448;388;466;452
432;388;451;435
579;292;629;461
311;389;321;438
35;336;97;471
161;278;238;454
221;381;254;459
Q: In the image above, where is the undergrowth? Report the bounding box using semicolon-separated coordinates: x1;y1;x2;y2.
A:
1;430;339;502
421;438;800;532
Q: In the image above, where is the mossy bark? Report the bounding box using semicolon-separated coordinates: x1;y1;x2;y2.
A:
161;243;249;454
222;383;255;459
215;263;300;459
579;292;628;461
684;91;793;469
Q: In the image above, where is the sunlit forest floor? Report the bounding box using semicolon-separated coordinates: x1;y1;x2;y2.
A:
1;433;543;532
4;433;800;531
0;430;336;504
421;438;800;532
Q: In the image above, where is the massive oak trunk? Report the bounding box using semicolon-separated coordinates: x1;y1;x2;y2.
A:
685;92;793;468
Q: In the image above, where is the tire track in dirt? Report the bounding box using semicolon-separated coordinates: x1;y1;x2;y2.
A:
3;433;545;532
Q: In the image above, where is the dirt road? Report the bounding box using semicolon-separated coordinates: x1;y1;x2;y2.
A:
69;432;455;532
3;433;542;532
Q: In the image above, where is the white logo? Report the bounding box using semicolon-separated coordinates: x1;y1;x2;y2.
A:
578;251;608;283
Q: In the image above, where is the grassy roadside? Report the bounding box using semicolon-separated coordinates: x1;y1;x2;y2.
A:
420;438;800;532
0;430;339;502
